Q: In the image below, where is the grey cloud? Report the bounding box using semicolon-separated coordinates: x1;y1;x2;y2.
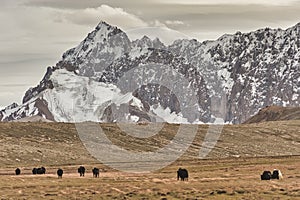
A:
62;5;148;28
140;3;300;40
23;0;155;10
23;0;103;9
22;0;300;40
155;0;299;6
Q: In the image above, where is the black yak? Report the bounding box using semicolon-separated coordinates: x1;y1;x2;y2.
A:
15;168;21;175
177;168;188;181
272;169;283;179
37;167;46;174
261;171;272;180
32;167;46;175
78;166;85;177
32;168;37;174
57;169;63;178
92;168;100;178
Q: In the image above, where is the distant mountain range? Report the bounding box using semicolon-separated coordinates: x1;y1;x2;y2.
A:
1;21;299;123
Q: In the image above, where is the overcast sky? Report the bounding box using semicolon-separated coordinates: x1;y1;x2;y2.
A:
1;0;300;108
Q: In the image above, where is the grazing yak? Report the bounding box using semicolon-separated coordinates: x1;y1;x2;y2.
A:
177;168;188;181
261;171;272;180
57;169;63;178
261;169;283;180
32;168;37;174
32;167;46;175
272;169;283;179
78;166;86;177
92;168;100;178
15;168;21;175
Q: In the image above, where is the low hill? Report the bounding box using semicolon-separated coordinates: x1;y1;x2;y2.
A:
244;106;300;124
0;121;299;168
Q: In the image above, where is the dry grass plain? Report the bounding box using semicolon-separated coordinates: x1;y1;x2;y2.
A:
0;120;299;199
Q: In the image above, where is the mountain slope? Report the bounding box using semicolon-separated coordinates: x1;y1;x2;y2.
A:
0;21;299;123
243;106;300;124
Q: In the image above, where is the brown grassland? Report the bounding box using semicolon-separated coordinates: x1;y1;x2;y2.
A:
0;120;299;199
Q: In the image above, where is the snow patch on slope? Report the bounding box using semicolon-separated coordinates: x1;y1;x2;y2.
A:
150;105;188;124
41;69;192;123
43;69;119;122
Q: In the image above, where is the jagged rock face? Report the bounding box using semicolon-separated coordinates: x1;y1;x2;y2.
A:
133;84;180;114
60;21;132;78
0;98;54;122
169;26;300;123
0;103;17;121
23;66;54;104
132;36;166;50
100;48;211;122
5;103;19;110
1;21;299;123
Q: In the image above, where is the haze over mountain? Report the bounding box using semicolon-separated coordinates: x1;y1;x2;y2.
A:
0;21;299;124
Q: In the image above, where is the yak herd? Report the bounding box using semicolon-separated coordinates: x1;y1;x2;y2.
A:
14;166;100;178
13;167;283;181
13;166;189;180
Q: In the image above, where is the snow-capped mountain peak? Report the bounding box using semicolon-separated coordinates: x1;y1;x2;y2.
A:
60;21;131;78
1;21;299;124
